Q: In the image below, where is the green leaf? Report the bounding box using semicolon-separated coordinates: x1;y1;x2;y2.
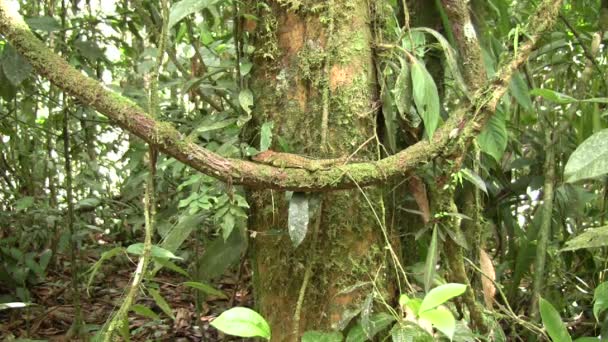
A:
131;304;160;321
423;226;438;293
573;338;601;342
239;89;254;115
382;74;398;153
149;288;175;320
392;58;412;121
25;16;61;32
1;44;33;86
593;282;608;322
477;109;507;162
153;258;190;277
410;58;440;139
420;283;467;312
509;71;533;110
564;129;608;183
210;307;271;340
302;331;343;342
530;88;577;104
75;197;101;211
127;243;183;260
561;226;608;251
411;27;467;95
197;227;246;280
14;196;35;211
220;212;235;241
539;297;572;342
580;97;608;104
195;118;237;133
390;322;434;342
86;247;125;292
260;121;274;152
168;0;221;29
419;307;456;340
288;192;309;248
460;168;488;194
183;281;227;299
346;313;395;342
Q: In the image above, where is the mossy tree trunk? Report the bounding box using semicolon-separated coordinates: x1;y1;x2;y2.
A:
245;1;397;340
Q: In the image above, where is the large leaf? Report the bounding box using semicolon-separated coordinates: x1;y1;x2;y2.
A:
288;192;309;248
346;313;395;342
196;227;246;280
539;297;572;342
168;0;221;29
149;288;175;320
564;129;608;183
561;226;608;251
419;307;456;340
210;307;271;340
509;71;533;110
411;27;467;94
593;282;608;322
390;323;433;342
260;121;274;151
410;58;440;139
1;44;33;86
25;16;61;32
477;109;507;162
419;283;467;312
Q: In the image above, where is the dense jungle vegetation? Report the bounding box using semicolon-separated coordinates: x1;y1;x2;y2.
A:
1;0;608;341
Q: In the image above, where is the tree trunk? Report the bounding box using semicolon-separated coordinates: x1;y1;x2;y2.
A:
245;1;395;340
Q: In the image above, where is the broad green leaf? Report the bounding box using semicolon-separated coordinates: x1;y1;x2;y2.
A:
392;58;412;121
260;121;274;151
126;243;183;260
420;283;467;312
419;307;456;340
411;27;467;95
460;168;488;194
346;313;395;342
149;288;175;320
302;331;343;342
195;118;237;133
183;281;227;299
220;212;235;241
477;109;507;162
197;227;246;280
509;71;533;110
75;197;101;211
361;292;374;337
561;226;608;251
574;338;601;342
399;294;410;308
288;192;309;248
239;89;254;115
168;0;221;29
530;88;577;104
131;304;160;321
564;129;608;183
25;16;61;32
1;44;33;86
210;307;271;340
423;227;438;293
390;322;433;342
593;282;608;322
539;297;572;342
410;58;440;139
74;40;105;61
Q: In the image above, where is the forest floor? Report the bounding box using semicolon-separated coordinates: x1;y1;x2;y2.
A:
0;254;252;341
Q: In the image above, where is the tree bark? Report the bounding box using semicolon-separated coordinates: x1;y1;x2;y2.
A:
244;1;396;340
